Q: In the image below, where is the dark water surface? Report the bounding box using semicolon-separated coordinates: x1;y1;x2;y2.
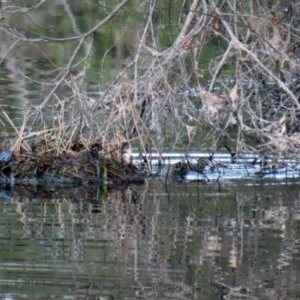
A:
0;180;299;299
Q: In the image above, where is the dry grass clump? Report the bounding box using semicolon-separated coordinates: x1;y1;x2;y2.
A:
0;108;144;185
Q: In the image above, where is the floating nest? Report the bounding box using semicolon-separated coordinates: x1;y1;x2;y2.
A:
0;139;145;188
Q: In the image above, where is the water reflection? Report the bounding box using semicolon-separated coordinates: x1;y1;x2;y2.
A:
0;181;299;299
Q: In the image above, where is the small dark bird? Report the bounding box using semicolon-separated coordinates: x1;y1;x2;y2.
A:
90;143;102;160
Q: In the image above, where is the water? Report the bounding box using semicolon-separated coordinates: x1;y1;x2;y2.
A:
0;182;299;299
130;151;300;183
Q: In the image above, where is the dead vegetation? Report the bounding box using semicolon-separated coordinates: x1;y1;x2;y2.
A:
0;0;300;183
93;0;300;158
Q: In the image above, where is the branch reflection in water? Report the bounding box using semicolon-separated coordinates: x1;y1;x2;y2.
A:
0;180;299;299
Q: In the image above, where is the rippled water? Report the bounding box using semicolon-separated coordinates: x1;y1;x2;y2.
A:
0;181;299;299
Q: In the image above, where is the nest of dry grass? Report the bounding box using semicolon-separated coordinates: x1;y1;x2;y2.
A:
0;122;144;186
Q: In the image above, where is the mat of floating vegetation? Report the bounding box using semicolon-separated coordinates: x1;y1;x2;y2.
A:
0;145;145;188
